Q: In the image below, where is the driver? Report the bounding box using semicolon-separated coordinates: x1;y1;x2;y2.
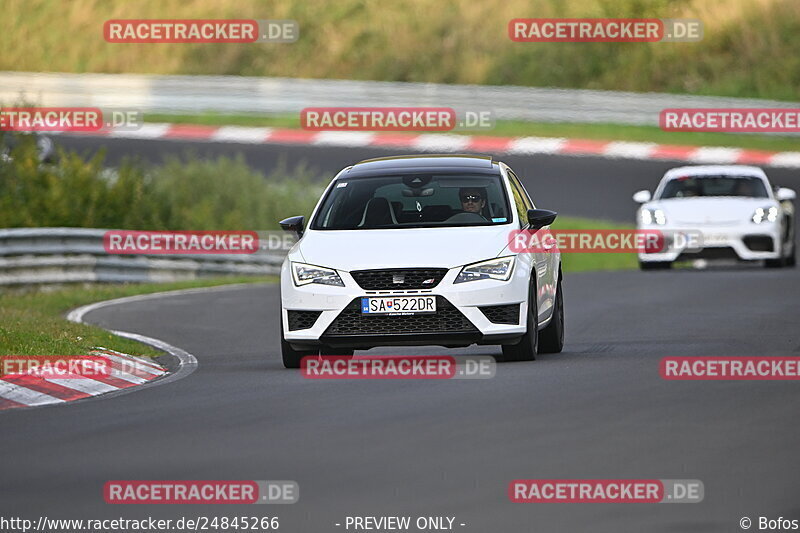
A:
459;187;486;215
680;182;701;197
734;179;755;197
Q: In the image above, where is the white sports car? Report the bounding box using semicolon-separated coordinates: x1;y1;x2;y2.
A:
278;155;564;368
634;165;796;269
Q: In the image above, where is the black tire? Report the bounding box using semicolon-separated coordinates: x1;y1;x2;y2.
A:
499;279;538;362
639;260;672;270
280;315;318;368
765;257;785;268
774;238;796;268
764;243;790;268
538;275;564;354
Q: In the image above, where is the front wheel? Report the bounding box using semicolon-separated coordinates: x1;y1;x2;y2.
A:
538;276;564;354
766;239;796;268
499;281;538;362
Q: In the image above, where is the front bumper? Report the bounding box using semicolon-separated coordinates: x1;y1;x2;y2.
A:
280;261;531;349
638;224;783;262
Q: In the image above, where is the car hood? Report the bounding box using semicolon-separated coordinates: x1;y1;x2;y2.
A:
651;197;775;225
296;225;514;271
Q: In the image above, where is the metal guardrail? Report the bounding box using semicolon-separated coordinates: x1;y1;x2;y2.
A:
0;228;286;285
1;71;798;127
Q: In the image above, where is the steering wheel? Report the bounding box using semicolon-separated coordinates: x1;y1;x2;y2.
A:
446;212;488;223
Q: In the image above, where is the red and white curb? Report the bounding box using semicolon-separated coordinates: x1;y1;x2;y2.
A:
60;123;800;168
0;349;167;410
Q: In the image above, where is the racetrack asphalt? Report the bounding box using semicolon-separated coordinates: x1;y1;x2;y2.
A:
2;266;799;532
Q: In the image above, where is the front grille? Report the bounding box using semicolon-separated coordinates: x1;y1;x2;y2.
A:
323;296;477;336
287;310;322;331
743;235;774;252
350;268;448;290
479;304;520;325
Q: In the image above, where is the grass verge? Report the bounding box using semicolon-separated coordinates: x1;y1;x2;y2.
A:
551;216;638;273
145;113;800;153
0;276;274;358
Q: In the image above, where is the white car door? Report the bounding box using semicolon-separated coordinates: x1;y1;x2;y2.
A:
507;169;557;321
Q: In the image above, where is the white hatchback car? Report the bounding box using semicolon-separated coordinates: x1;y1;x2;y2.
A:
278;155;564;368
634;165;796;269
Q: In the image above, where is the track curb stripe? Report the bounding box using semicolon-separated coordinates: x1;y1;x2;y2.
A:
0;397;26;409
0;381;65;406
2;376;91;401
57;123;800;168
0;348;167;410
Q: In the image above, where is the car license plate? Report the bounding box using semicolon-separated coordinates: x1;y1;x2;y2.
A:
704;233;728;246
361;296;436;315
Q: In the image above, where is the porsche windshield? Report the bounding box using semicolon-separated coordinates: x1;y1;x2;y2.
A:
311;174;512;229
659;175;769;199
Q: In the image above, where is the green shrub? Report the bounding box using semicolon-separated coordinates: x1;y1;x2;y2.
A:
150;155;323;230
0;134;324;230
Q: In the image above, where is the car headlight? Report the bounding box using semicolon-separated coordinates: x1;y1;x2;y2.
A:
751;206;778;224
291;262;344;287
639;208;666;225
454;256;515;284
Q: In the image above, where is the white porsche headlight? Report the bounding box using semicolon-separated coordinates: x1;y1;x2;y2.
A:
751;206;778;224
639;208;666;225
291;262;344;287
455;256;515;284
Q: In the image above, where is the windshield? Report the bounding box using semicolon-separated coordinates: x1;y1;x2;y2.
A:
659;175;769;199
311;173;512;230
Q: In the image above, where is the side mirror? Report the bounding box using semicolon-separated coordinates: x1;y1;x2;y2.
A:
632;190;652;203
527;209;557;230
776;187;796;201
279;215;305;238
